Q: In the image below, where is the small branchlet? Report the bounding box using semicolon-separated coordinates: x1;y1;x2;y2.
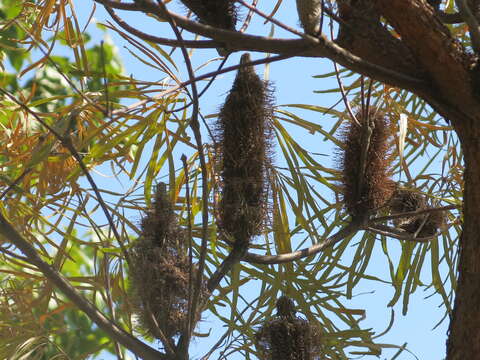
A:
337;107;395;217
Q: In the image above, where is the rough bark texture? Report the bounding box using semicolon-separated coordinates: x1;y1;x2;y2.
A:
337;0;427;79
446;126;480;359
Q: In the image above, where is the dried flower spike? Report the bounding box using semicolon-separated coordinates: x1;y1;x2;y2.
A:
215;53;274;247
337;107;395;217
129;183;202;340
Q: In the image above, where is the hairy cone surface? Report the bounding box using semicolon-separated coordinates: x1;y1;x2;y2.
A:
255;296;322;360
180;0;237;30
129;184;201;339
390;189;444;237
215;53;273;246
338;107;395;217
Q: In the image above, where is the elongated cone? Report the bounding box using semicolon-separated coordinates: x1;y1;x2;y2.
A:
216;53;273;247
338;107;395;217
129;184;202;340
296;0;322;34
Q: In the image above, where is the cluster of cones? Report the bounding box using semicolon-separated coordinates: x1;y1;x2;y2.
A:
337;107;445;237
128;53;273;347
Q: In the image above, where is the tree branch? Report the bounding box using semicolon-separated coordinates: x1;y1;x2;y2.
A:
104;5;219;48
456;0;480;53
0;213;166;360
367;224;436;242
96;0;426;92
243;216;365;264
375;0;475;115
158;2;208;357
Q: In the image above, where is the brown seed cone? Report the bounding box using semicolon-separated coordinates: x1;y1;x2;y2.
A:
390;189;427;228
180;0;237;30
389;189;445;237
337;107;395;217
215;53;274;246
129;183;202;340
255;297;322;360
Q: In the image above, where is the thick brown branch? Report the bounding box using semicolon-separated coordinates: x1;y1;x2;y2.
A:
375;0;479;125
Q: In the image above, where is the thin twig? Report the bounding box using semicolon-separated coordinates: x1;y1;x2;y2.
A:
104;6;219;49
239;0;258;33
167;56;230;114
370;204;457;223
157;2;208;357
0;168;31;200
181;154;194;345
236;0;308;39
367;224;435;243
114;53;292;116
329;21;359;126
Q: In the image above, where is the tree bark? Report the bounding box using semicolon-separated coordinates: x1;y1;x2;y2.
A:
447;124;480;359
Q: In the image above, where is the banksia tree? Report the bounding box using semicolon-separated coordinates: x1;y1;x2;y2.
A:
390;189;444;238
215;53;273;251
337;107;395;217
255;296;322;360
129;183;201;341
180;0;237;30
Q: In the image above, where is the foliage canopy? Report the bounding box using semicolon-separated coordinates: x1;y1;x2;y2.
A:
0;1;465;359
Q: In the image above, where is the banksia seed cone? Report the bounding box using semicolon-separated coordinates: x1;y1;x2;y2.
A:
337;107;395;217
180;0;237;30
215;53;273;246
129;183;202;340
389;189;426;228
390;189;444;237
255;296;322;360
296;0;322;34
